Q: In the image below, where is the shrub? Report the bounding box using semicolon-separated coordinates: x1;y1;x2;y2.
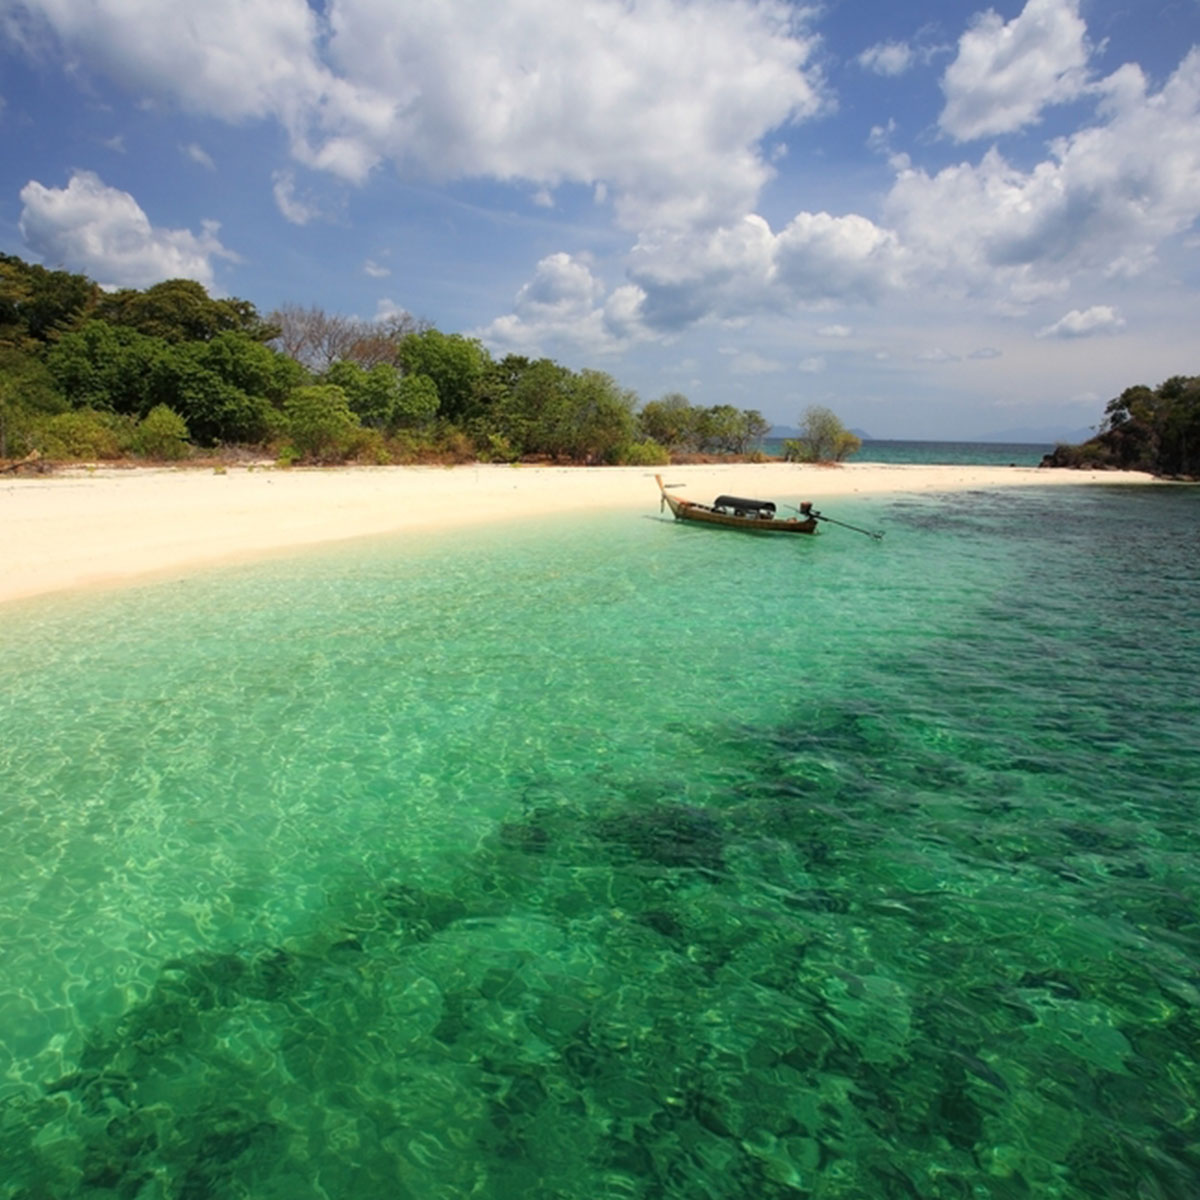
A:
283;384;359;462
476;432;519;463
133;404;190;460
346;427;392;464
432;425;477;463
35;408;136;460
616;439;670;466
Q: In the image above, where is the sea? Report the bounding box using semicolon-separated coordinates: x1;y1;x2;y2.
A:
761;438;1056;466
1;469;1197;1199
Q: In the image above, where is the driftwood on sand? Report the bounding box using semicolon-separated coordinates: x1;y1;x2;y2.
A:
1;451;51;475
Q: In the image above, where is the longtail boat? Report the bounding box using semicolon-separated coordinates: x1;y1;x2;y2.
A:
655;474;818;535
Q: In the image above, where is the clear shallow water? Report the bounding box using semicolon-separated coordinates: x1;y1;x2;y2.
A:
1;485;1197;1199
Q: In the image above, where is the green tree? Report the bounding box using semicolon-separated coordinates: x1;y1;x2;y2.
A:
95;278;274;343
396;329;490;423
283;385;359;462
1071;375;1200;475
195;331;302;404
394;373;439;430
696;405;744;454
507;359;576;457
0;253;97;347
324;361;438;431
148;350;277;446
786;405;861;462
561;370;638;462
638;392;698;450
0;349;66;458
45;320;165;414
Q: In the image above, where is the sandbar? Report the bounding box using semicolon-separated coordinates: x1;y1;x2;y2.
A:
1;461;1156;606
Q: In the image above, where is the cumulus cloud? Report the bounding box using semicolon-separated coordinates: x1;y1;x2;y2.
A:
1035;305;1125;338
774;211;905;302
859;41;913;77
363;258;390;278
18;170;236;290
619;209;906;335
23;0;1192;358
481;252;651;355
12;0;826;228
481;39;1200;354
890;49;1200;290
940;0;1093;141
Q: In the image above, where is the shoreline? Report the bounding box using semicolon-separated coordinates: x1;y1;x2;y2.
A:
2;461;1159;607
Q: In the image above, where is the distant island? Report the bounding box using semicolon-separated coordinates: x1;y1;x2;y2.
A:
1040;376;1199;479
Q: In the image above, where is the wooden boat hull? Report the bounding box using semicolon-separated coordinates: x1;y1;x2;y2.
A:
656;475;818;535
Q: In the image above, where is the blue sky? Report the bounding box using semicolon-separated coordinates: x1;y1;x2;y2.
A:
2;0;1198;438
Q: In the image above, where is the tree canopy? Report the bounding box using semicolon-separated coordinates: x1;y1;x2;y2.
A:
0;251;809;468
95;279;274;343
1045;375;1200;477
0;254;97;348
784;406;861;462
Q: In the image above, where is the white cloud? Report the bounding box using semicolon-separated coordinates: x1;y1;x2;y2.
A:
890;49;1200;292
916;347;959;362
817;324;852;338
969;346;1002;359
374;297;408;322
481;252;652;355
797;356;826;373
272;170;320;225
1035;305;1125;338
363;258;390;278
939;0;1093;141
482;41;1200;353
859;41;913;77
774;211;905;302
334;0;825;228
512;252;605;320
13;0;826;229
183;142;215;170
727;351;784;375
18;170;235;290
621;209;906;334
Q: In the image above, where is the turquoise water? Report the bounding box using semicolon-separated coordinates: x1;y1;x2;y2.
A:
762;439;1055;466
1;484;1197;1198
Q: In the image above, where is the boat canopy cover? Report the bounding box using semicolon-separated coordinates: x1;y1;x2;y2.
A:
713;494;776;513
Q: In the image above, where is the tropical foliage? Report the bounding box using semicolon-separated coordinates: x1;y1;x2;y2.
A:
1046;376;1200;477
0;253;776;466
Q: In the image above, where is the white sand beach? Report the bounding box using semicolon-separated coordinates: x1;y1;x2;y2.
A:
2;461;1156;606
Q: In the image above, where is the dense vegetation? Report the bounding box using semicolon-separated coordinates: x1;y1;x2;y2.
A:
0;254;776;468
1044;375;1200;478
